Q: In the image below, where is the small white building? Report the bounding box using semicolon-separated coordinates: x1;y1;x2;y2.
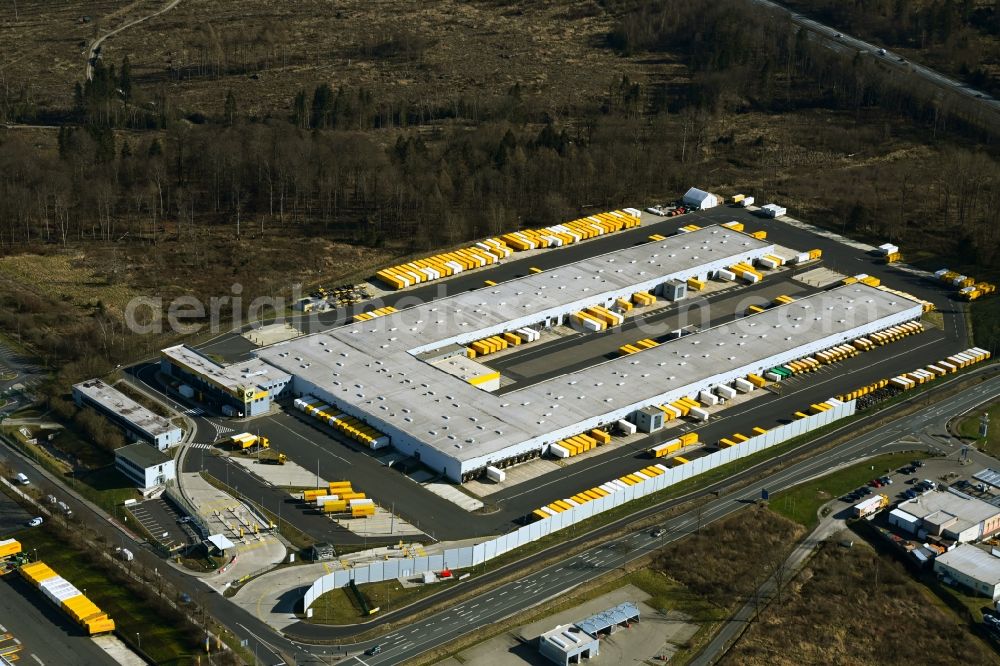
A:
114;444;176;491
539;602;640;666
934;544;1000;600
682;187;718;210
888;507;921;533
539;625;599;666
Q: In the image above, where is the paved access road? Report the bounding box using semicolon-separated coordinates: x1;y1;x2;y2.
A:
3;372;995;666
180;317;966;541
193;202;963;364
150;205;972;540
329;373;1000;665
750;0;999;114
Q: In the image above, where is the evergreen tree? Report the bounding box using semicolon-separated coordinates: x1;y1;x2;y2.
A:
72;82;86;120
224;89;237;126
120;55;132;104
292;89;308;128
311;83;333;128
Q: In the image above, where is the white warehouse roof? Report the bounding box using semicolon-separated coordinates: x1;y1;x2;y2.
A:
898;490;1000;536
73;379;179;439
255;225;921;478
935;544;1000;587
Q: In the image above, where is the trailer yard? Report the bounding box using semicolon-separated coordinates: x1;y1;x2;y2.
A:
158;192;980;552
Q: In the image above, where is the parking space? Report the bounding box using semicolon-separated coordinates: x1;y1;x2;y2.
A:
834;454;1000;515
126;498;197;550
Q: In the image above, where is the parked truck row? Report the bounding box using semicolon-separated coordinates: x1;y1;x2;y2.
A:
530;463;671;522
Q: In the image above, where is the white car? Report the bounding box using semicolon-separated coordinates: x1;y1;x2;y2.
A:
27;517;43;527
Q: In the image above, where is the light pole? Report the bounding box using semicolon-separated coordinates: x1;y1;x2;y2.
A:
136;632;141;651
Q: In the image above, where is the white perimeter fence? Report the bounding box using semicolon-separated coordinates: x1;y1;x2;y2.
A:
302;398;855;609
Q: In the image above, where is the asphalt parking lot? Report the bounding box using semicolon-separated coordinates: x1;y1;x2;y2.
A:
127;498;196;550
164;205;973;542
833;453;1000;516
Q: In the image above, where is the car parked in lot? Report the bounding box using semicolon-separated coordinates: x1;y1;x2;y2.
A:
912;460;924;468
879;476;893;485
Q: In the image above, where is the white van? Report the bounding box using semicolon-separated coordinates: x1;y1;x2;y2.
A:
15;473;29;485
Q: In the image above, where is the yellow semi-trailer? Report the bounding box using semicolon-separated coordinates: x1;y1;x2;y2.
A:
649;438;682;457
679;432;698;446
590;429;611;445
0;538;21;559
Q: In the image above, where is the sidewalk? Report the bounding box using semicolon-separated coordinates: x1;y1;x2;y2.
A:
229;535;474;630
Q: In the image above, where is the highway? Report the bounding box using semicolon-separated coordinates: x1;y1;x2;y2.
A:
331;373;1000;665
751;0;999;115
121;204;972;541
2;368;996;666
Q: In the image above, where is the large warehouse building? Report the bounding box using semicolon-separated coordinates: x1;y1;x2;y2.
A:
247;224;923;481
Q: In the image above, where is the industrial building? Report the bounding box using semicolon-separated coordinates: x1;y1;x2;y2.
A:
895;490;1000;543
160;345;291;417
538;602;641;666
238;225;924;482
114;443;176;491
72;379;182;450
934;545;1000;599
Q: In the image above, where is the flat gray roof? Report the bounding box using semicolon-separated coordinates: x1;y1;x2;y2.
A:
575;601;640;636
899;490;1000;533
256;226;919;464
74;379;179;438
935;544;1000;586
115;442;172;468
161;345;289;396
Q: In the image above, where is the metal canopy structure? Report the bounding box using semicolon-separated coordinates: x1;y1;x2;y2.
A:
574;601;641;637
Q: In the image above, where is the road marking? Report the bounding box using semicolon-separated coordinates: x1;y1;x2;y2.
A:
269;419;352;465
30;655;43;666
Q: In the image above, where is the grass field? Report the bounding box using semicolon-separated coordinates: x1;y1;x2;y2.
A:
769;452;928;529
957;399;1000;456
11;525;200;665
721;538;1000;665
307;577;446;625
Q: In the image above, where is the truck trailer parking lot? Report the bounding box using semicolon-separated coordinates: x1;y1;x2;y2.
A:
149;201;974;544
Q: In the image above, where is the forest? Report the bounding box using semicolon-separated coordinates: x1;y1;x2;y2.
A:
0;0;997;388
